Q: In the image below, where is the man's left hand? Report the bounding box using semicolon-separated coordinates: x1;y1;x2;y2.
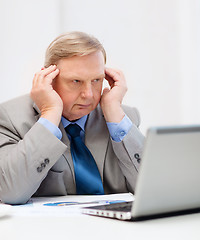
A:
100;68;127;123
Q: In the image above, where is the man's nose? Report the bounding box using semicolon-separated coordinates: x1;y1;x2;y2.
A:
81;83;93;98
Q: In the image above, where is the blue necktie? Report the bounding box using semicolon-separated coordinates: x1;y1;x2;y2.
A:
65;124;104;195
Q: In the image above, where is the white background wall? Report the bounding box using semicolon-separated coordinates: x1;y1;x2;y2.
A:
0;0;199;134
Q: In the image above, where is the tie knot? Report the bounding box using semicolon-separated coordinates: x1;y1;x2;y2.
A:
65;124;81;138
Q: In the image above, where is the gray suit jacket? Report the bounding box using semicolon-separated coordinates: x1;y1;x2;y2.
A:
0;95;144;204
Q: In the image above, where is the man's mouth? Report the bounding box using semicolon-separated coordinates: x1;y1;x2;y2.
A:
77;104;91;109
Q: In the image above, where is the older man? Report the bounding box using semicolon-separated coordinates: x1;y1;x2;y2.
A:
0;32;144;204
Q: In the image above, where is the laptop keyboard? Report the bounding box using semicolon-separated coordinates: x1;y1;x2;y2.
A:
86;201;133;212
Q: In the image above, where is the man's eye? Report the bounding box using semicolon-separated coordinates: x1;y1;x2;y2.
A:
93;79;100;83
73;80;80;83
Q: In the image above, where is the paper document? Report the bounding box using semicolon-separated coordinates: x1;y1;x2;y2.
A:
9;193;134;217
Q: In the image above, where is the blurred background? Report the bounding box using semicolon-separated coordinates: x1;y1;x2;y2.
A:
0;0;200;134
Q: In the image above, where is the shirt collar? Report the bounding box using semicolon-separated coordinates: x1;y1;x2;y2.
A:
61;115;88;132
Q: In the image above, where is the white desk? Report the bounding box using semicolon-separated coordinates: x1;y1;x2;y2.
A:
1;194;200;240
1;212;200;240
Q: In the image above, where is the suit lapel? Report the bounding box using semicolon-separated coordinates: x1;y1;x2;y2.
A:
85;105;109;182
59;122;75;181
32;102;75;181
33;103;41;121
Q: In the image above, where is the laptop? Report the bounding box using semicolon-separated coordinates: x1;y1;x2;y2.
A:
82;125;200;220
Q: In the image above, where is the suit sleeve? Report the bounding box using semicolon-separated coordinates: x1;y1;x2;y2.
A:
0;105;67;204
111;106;145;192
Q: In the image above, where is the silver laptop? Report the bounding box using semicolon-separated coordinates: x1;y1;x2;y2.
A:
82;125;200;220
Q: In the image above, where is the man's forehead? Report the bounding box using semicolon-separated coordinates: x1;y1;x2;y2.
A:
59;71;105;80
59;70;105;80
57;52;105;79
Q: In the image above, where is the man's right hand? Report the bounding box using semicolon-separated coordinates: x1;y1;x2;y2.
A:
30;65;63;126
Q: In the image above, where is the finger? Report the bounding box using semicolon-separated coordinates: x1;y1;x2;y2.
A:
32;66;45;86
40;65;57;77
32;72;40;87
105;68;123;88
106;67;124;76
105;68;126;87
104;74;114;88
102;87;110;95
105;68;121;81
34;65;58;85
44;68;59;85
35;65;57;80
104;68;115;87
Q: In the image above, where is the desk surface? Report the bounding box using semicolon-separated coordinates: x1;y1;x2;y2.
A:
1;194;200;240
1;213;200;240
